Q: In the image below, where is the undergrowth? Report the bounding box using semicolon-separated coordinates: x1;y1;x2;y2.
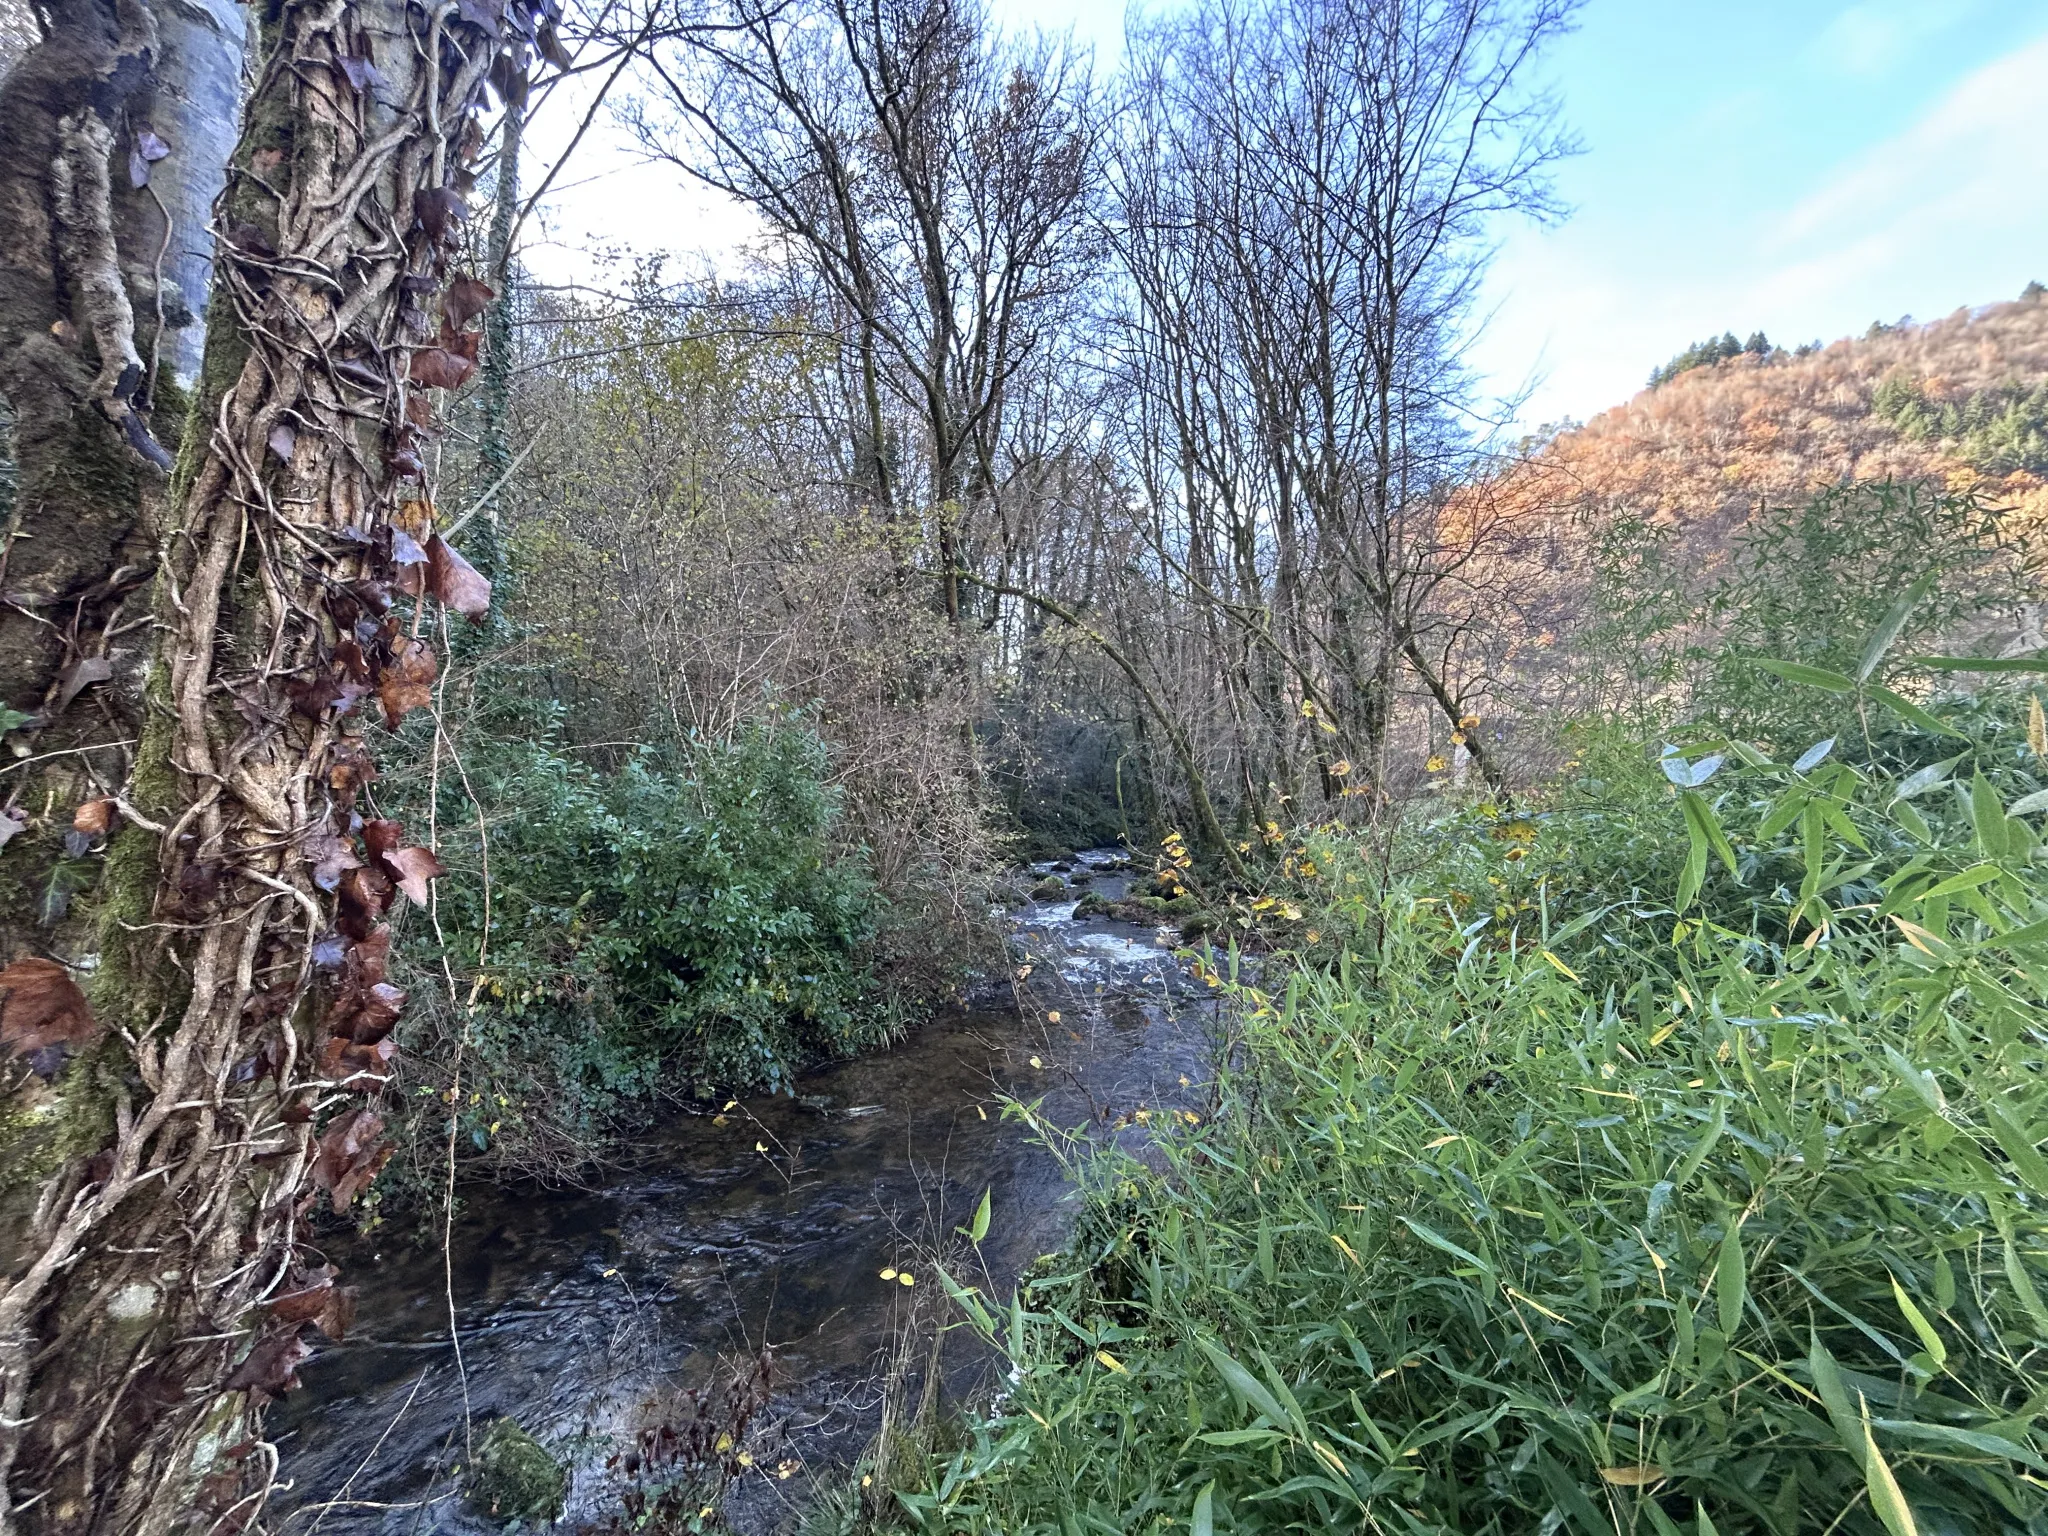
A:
895;679;2048;1534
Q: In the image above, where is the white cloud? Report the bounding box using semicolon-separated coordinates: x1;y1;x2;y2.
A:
1473;26;2048;428
1809;2;1972;77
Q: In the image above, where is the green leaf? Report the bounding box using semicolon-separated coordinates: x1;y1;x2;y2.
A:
1809;1333;1865;1467
1916;653;2048;673
2012;788;2048;817
1671;1103;1725;1191
1191;1482;1215;1536
1985;1100;2048;1196
1717;1222;1746;1338
1681;790;1739;875
1888;1273;1947;1370
1858;573;1936;681
2005;1240;2048;1336
1881;1045;1944;1115
968;1187;992;1244
1753;659;1856;692
1968;775;2010;858
1893;756;1963;801
1399;1216;1496;1280
1194;1336;1289;1428
1918;864;2001;901
1870;685;1966;740
1195;1429;1286;1447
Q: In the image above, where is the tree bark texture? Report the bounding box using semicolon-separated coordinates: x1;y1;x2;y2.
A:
0;0;549;1523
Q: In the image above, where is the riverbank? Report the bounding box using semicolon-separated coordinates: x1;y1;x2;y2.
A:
270;849;1217;1533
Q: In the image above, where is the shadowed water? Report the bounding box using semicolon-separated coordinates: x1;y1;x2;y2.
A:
270;850;1221;1533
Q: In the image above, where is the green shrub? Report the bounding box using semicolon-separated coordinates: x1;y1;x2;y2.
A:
907;694;2048;1535
392;716;893;1175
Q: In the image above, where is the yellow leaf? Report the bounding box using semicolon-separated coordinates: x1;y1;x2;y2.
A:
1422;1134;1461;1149
1889;914;1947;956
1029;1056;1043;1069
1648;1023;1677;1047
880;1267;898;1280
1095;1349;1127;1373
1312;1441;1350;1478
898;1272;915;1286
1540;950;1581;982
1046;1010;1062;1024
755;1141;768;1153
2031;694;2046;757
1330;1233;1362;1267
714;1433;733;1454
1598;1465;1668;1487
1504;1286;1570;1324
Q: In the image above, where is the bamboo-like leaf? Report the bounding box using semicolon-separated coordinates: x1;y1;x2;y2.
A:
1889;1273;1946;1369
2005;1239;2048;1335
1893;756;1962;801
1984;1100;2048;1196
1671;1103;1725;1191
1191;1482;1215;1536
968;1187;992;1243
1859;1393;1921;1536
1754;660;1856;692
1195;1336;1288;1428
1793;737;1836;774
1858;573;1936;682
1871;685;1966;740
1917;653;2048;673
1716;1222;1746;1338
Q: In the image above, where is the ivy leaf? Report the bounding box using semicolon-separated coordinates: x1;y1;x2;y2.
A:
427;534;492;618
384;845;444;905
376;637;438;727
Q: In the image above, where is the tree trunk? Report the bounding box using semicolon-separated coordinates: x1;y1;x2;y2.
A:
1;0;532;1522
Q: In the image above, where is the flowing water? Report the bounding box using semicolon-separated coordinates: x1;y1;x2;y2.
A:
270;850;1220;1533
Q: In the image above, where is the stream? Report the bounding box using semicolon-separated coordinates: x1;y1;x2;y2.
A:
269;849;1221;1533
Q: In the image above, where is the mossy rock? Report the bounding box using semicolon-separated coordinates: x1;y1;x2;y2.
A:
466;1418;566;1526
1072;891;1114;919
1028;875;1067;901
1178;912;1221;940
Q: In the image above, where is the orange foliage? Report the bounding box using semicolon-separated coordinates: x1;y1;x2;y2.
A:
1489;290;2048;542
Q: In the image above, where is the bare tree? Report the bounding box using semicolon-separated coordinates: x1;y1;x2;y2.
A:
635;0;1101;629
1107;0;1576;799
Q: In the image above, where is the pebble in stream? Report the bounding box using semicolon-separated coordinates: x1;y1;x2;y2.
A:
268;850;1224;1534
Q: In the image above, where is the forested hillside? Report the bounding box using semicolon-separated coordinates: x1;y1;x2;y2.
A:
1504;287;2048;541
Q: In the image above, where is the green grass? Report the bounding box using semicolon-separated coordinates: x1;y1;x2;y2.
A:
898;706;2048;1535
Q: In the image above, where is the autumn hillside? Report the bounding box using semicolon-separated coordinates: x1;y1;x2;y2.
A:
1500;283;2048;541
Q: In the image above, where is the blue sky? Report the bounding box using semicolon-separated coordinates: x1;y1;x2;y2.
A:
982;0;2048;428
534;2;2048;428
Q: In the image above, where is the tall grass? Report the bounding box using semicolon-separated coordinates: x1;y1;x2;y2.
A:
901;696;2048;1535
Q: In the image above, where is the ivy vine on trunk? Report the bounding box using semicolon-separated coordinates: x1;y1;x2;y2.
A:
0;0;567;1526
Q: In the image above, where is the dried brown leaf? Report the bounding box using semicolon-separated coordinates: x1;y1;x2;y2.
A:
427;534;492;618
72;798;115;837
376;638;438;728
55;656;112;713
383;846;443;905
0;957;100;1058
223;1329;312;1398
443;274;495;331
